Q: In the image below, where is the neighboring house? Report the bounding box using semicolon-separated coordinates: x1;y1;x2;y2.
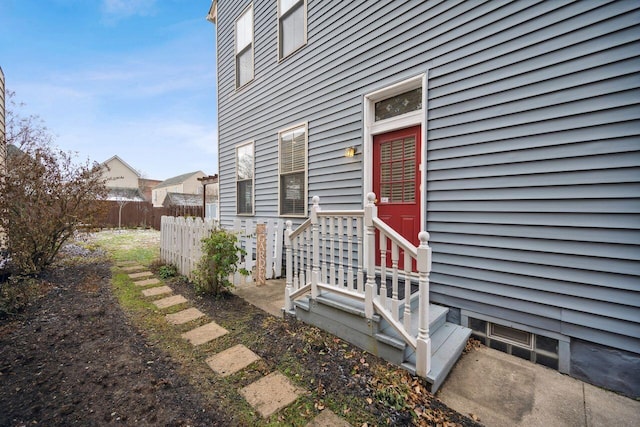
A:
101;155;144;201
102;155;140;190
161;192;209;208
101;155;161;202
152;171;212;208
209;0;640;397
140;178;162;202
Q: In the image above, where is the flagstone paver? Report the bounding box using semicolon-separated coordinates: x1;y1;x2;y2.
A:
135;278;162;287
153;294;188;309
206;344;261;377
121;265;145;272
182;321;228;346
116;260;138;267
306;409;352;427
240;372;304;418
166;307;205;325
142;286;173;297
128;271;153;279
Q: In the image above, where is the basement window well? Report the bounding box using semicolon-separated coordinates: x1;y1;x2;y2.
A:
468;317;560;370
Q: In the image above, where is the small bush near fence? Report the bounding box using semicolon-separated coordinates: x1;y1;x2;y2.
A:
158;264;178;279
193;229;249;295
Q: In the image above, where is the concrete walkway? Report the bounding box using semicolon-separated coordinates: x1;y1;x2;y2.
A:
232;278;640;427
437;346;640;427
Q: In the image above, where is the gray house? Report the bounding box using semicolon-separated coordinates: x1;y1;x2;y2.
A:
209;0;640;397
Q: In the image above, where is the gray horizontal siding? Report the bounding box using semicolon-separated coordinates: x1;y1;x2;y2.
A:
215;0;640;354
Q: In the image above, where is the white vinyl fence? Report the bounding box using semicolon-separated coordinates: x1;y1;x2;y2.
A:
160;216;284;282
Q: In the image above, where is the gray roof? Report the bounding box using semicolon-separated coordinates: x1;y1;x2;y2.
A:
106;187;144;202
154;171;203;189
163;192;215;207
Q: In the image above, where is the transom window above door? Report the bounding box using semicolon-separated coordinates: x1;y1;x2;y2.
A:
375;88;422;121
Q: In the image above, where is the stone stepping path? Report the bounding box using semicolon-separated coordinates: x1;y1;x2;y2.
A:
120;261;348;424
128;271;154;280
306;409;352;426
206;344;261;377
181;321;228;346
116;260;139;267
135;278;162;287
121;265;145;272
153;294;188;309
240;372;305;418
142;286;173;297
166;307;205;325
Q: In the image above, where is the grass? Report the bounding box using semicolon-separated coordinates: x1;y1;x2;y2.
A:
88;229;397;426
88;230;315;425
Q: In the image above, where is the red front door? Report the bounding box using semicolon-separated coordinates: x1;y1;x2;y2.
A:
372;125;422;268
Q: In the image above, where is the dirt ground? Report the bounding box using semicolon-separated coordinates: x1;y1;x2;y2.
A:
0;249;230;426
0;242;480;426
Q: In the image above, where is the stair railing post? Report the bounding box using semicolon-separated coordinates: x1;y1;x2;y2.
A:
311;196;321;299
284;220;293;312
415;231;432;377
364;192;377;319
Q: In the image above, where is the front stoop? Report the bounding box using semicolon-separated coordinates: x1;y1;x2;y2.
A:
294;293;471;393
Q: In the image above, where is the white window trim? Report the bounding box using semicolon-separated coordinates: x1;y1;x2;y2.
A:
236;140;255;216
277;0;307;61
278;122;308;217
363;73;427;221
235;3;254;90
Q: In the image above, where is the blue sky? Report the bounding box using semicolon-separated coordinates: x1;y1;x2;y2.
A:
0;0;217;181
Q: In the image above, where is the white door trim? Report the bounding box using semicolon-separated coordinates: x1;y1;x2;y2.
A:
363;72;428;229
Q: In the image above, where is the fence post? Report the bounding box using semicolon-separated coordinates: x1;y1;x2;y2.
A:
284;220;293;312
311;196;321;299
415;231;432;377
364;192;377;319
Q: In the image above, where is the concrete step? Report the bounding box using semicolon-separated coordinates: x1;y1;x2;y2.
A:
292;293;471;393
402;321;472;393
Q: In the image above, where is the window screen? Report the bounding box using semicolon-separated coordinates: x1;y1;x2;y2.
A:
235;6;253;88
236;142;254;214
279;125;306;215
279;0;306;59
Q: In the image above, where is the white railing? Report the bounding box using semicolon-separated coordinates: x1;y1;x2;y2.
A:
284;193;432;377
160;216;284;282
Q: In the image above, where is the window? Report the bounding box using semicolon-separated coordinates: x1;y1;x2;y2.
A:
379;136;417;204
235;5;254;88
278;0;306;59
236;142;254;215
279;124;307;216
375;88;422;121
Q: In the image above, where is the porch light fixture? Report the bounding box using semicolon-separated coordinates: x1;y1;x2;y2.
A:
344;146;358;158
